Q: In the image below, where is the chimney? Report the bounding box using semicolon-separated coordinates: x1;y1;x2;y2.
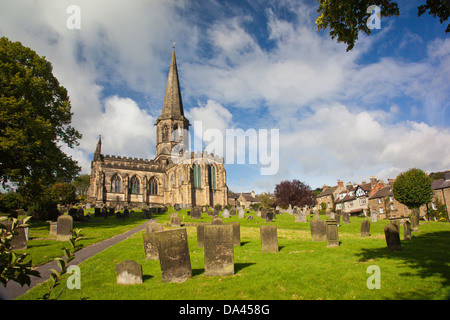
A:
251;190;255;198
337;180;344;188
322;184;329;191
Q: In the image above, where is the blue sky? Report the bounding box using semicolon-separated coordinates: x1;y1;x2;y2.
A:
1;0;449;193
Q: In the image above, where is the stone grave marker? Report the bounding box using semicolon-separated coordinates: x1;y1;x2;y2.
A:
384;224;402;251
335;213;341;225
191;207;201;219
260;207;267;219
212;217;223;225
326;219;339;247
310;218;326;241
228;222;240;246
197;224;206;248
222;208;229;218
171;213;181;227
295;213;307;223
260;225;278;253
56;215;73;241
360;220;371;237
1;219;27;250
330;212;335;219
342;212;350;224
49;221;57;236
265;210;274;222
157;228;192;283
404;221;412;240
116;260;143;285
230;208;236;216
238;207;245;219
204;224;234;276
371;211;378;222
143;222;163;260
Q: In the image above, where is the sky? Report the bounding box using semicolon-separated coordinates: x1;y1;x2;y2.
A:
1;0;449;194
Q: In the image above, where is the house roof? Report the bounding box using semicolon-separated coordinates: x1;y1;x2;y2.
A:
369;186;393;199
317;185;339;198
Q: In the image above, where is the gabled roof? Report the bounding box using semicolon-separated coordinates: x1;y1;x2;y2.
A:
317;185;339;198
369;186;393;199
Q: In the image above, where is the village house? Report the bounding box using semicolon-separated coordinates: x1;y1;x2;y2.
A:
315;180;347;212
368;184;411;219
236;191;260;209
426;171;450;219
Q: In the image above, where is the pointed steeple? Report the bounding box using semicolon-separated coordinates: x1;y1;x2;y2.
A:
160;46;185;119
94;135;102;161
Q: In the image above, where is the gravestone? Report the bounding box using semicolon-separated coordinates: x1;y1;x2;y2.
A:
171;215;181;227
191;207;201;219
94;207;101;217
330;212;335;219
295;213;307;223
342;212;350;224
360;220;371;237
335;213;341;225
371;211;378;222
229;222;240;246
230;208;236;216
116;260;143;285
260;225;278;253
266;210;274;222
260;207;267;219
404;221;412;240
197;224;206;248
310;218;326;241
326;219;339;247
1;219;27;250
102;206;108;219
411;215;419;232
204;224;234;276
384;224;402;251
156;228;192;282
56;215;73;241
238;207;245;219
143;222;163;260
222;208;230;218
212;217;223;225
49;221;57;236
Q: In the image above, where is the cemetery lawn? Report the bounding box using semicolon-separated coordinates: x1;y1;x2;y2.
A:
16;210;450;300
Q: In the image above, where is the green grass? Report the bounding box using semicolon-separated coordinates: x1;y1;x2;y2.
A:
15;209;450;300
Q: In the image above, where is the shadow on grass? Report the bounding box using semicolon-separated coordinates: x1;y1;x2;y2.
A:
355;230;450;299
192;263;256;277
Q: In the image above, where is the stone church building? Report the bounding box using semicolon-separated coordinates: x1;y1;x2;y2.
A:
87;48;228;208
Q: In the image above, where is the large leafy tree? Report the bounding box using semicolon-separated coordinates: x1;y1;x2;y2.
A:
392;168;433;211
274;179;317;209
0;37;81;203
316;0;449;51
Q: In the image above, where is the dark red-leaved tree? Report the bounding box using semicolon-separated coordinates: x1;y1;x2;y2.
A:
274;180;316;209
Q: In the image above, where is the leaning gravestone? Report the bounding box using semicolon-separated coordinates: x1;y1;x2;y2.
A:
326;219;339;247
116;260;143;285
310;218;326;241
1;219;27;250
222;208;229;218
360;220;371;237
404;221;412;240
156;228;192;282
260;225;278;253
204;224;234;276
56;215;73;241
384;224;402;251
143;222;163;260
342;212;350;224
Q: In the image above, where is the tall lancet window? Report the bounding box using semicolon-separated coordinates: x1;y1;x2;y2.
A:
162;125;169;142
111;174;121;193
130;176;140;194
149;177;158;195
209;165;216;189
193;164;201;188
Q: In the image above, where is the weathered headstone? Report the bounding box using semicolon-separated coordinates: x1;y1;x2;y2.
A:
156;228;192;282
171;215;181;227
310;218;326;241
229;222;240;246
335;213;341;225
342;212;350;224
143;222;163;260
238;207;245;219
230;208;236;216
56;215;73;241
371;211;378;222
204;224;234;276
116;260;143;285
360;220;371;237
411;215;419;232
1;219;27;250
212;217;223;225
326;219;339;247
191;207;201;219
295;213;307;223
222;208;229;218
197;224;206;248
330;212;335;219
260;225;278;253
404;221;412;240
266;210;274;222
384;224;402;251
260;207;267;219
49;221;57;236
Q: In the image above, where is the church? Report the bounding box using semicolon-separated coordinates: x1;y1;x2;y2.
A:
87;48;228;208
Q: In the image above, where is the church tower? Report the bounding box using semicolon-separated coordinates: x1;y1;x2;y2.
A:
155;47;190;164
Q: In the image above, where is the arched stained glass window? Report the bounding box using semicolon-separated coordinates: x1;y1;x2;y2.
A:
111;174;121;193
149;177;158;195
193;164;201;188
130;176;140;194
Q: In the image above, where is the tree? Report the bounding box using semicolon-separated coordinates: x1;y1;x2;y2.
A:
50;182;77;205
259;192;275;209
392;168;433;214
316;0;449;51
71;174;91;202
274;179;317;209
0;37;81;203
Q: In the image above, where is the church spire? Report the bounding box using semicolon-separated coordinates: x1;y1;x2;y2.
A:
160;46;184;119
94;135;102;161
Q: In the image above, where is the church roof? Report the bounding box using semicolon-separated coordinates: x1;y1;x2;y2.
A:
158;47;187;122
